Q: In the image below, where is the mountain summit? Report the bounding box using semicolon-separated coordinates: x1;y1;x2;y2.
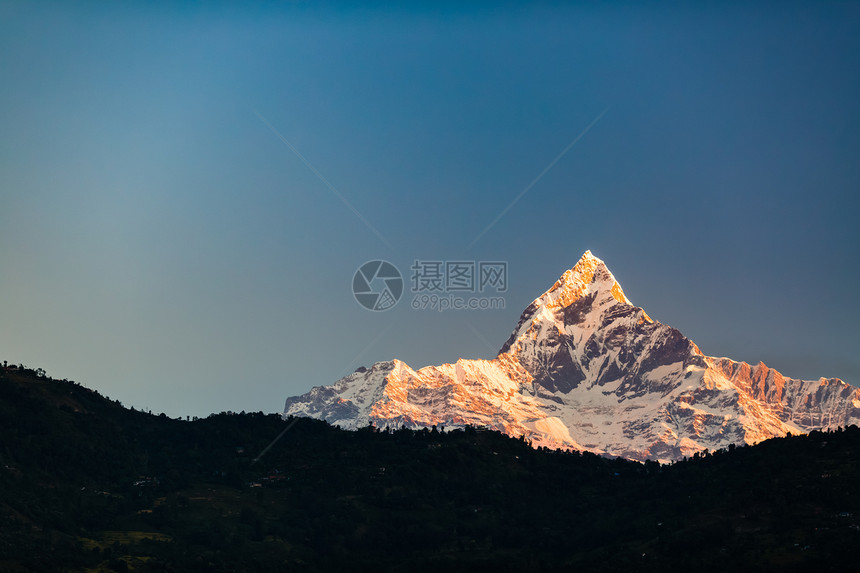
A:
284;252;860;462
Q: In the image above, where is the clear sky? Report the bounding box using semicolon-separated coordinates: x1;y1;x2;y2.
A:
1;1;858;418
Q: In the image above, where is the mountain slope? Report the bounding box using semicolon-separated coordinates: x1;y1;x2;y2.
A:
284;251;860;462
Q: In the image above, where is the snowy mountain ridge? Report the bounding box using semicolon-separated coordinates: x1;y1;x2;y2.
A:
284;251;860;462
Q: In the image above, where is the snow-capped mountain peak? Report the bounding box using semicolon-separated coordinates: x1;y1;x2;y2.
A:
284;251;860;462
541;250;633;309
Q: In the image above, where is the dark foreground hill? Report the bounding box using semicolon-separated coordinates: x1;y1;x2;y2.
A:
1;365;859;572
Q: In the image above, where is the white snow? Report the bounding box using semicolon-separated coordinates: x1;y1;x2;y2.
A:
283;251;860;462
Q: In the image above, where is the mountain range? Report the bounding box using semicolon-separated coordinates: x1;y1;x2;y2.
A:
284;251;860;462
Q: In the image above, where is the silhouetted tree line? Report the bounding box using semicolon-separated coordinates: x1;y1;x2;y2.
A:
0;364;858;572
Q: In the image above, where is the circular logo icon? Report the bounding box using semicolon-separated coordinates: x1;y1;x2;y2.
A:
352;260;403;311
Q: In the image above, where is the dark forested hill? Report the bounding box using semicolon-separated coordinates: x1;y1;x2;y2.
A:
0;364;858;572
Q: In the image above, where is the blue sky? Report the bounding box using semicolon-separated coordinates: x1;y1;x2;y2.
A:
1;1;858;417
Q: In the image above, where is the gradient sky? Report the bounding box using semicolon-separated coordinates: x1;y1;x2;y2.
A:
1;2;859;418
